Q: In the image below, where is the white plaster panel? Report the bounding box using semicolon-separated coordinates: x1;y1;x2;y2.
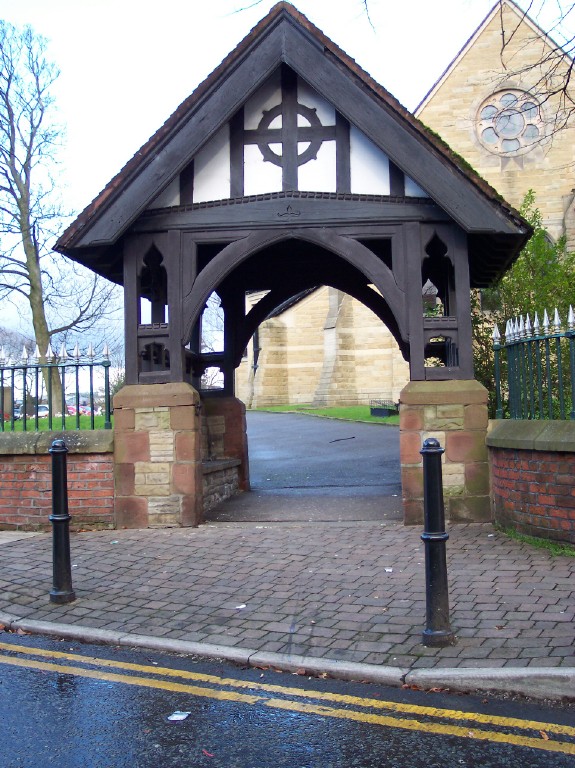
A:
147;176;180;209
405;175;429;197
193;125;230;203
298;140;336;192
244;144;282;195
298;79;335;125
350;125;390;195
244;70;282;129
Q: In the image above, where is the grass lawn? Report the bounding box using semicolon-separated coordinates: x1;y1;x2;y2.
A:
252;403;399;425
1;414;111;432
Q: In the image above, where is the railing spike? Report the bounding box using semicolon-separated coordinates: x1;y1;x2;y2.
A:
72;342;81;360
21;345;28;363
553;308;561;331
32;344;40;363
45;343;54;362
492;324;500;343
8;356;15;367
102;343;110;359
59;343;68;361
519;315;525;338
543;309;550;332
0;346;5;364
87;343;95;359
525;314;532;336
568;305;575;329
534;312;540;333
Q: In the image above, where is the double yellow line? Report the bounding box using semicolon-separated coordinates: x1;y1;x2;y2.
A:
0;641;573;755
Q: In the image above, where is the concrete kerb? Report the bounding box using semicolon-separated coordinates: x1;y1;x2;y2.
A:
1;614;573;701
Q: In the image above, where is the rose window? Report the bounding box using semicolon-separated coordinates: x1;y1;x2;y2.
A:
477;91;542;155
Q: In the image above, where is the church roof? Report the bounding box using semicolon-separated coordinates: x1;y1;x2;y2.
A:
55;2;531;283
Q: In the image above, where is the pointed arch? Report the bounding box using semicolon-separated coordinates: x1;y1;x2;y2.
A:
182;228;407;347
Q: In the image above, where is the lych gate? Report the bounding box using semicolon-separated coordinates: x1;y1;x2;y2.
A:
56;3;530;528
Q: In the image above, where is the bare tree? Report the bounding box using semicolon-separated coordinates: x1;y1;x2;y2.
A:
0;21;119;405
495;1;575;135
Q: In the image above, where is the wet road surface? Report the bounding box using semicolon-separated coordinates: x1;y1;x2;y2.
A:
207;412;402;523
1;634;574;767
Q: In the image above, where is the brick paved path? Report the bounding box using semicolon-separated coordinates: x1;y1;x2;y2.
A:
0;522;573;669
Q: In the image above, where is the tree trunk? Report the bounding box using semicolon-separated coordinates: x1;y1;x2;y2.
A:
21;214;64;414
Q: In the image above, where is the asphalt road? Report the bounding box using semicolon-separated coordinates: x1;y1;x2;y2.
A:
1;634;573;768
207;412;402;522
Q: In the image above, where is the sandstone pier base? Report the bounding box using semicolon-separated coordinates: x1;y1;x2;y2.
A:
400;380;490;525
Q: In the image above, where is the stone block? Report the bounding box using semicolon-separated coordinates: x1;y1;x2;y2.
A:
170;405;199;431
464;404;488;430
115;496;148;529
114;382;199;410
400;432;424;465
114;431;150;464
149;431;175;462
113;408;135;431
134;483;171;497
448;495;492;523
135;462;170;475
172;463;199;495
446;431;488;463
465;461;490;496
403;499;424;525
181;491;203;527
401;466;424;498
175;431;200;461
400;380;488;406
148;495;181;524
114;463;135;496
424;405;464;430
135;409;170;430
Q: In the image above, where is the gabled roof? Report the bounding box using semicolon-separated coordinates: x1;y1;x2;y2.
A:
416;0;573;114
55;2;530;267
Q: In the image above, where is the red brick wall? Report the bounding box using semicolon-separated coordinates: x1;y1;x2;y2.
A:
490;448;575;544
0;453;114;531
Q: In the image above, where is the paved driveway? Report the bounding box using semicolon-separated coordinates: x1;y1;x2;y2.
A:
207;411;402;523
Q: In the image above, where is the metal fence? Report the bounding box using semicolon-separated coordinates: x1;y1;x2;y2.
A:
0;342;112;432
493;307;575;420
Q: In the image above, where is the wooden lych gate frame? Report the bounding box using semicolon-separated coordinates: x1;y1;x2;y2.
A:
55;4;531;528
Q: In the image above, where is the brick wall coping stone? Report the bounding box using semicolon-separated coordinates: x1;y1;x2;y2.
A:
400;379;487;405
0;431;113;455
202;458;241;475
487;419;575;452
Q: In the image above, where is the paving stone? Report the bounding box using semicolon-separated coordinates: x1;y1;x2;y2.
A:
0;521;573;671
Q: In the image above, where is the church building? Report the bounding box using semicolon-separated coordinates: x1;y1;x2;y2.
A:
236;0;575;409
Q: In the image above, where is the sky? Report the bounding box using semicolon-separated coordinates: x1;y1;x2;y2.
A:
0;0;533;214
0;0;573;337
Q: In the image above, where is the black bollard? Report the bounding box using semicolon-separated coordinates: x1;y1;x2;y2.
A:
49;438;76;604
420;437;454;647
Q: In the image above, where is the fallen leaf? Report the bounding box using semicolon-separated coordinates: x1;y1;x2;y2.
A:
540;731;549;741
202;749;214;757
295;668;306;675
16;628;27;635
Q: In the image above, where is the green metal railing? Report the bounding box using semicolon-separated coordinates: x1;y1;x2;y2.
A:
0;342;112;432
493;307;575;419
